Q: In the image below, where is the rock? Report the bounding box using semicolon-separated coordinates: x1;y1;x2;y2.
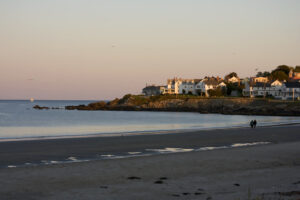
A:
33;105;49;110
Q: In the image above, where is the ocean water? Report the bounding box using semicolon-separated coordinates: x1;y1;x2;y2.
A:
0;100;300;141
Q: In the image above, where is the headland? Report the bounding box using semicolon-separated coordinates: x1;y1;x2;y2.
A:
61;95;300;116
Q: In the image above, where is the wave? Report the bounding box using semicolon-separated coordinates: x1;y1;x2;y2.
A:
5;141;270;169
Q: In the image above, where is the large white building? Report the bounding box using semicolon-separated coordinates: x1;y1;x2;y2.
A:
163;77;226;96
243;80;283;98
164;78;200;95
243;80;300;100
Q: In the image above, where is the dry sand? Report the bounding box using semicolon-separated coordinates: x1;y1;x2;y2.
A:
0;126;300;200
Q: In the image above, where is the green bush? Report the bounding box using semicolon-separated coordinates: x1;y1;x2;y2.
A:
207;87;226;97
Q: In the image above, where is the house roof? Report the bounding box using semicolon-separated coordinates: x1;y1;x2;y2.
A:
271;80;282;86
284;82;300;88
228;76;239;80
203;78;220;86
194;79;202;84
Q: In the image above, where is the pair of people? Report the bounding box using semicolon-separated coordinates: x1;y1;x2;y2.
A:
250;120;257;128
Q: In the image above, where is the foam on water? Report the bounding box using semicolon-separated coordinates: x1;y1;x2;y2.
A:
101;154;114;158
146;148;194;153
67;157;78;161
231;142;270;147
128;152;141;155
147;142;271;153
196;146;227;151
5;141;271;169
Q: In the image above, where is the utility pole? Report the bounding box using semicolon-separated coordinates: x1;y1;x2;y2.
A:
263;82;266;98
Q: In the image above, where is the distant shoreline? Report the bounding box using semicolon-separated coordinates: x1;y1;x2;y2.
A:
58;95;300;116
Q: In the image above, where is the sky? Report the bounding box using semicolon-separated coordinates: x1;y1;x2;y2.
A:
0;0;300;100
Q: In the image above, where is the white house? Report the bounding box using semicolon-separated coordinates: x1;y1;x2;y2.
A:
164;78;200;95
252;76;269;83
227;76;240;83
219;82;227;87
281;82;300;100
164;78;179;94
243;80;283;98
164;77;226;96
195;77;226;97
179;79;201;95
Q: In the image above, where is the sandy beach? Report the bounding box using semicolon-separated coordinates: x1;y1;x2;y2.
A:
0;125;300;200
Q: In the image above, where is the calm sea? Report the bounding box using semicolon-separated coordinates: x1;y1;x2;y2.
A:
0;100;300;141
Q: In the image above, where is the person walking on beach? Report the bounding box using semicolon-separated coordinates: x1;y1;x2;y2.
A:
250;120;254;128
253;120;257;128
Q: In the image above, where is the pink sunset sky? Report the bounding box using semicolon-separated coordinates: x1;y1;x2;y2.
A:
1;0;300;100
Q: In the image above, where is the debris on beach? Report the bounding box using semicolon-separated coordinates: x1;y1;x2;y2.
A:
154;180;163;184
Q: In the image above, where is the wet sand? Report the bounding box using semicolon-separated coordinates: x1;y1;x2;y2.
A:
0;125;300;199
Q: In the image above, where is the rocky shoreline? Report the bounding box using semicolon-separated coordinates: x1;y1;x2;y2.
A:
34;95;300;116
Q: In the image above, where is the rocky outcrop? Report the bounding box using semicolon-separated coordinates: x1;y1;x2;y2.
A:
33;105;62;110
62;95;300;116
33;105;50;110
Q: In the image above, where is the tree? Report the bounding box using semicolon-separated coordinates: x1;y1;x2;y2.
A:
256;71;263;77
226;83;236;95
263;71;271;77
273;65;291;76
225;82;243;96
118;94;132;104
207;87;226;97
270;70;288;81
256;71;270;77
225;72;238;80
